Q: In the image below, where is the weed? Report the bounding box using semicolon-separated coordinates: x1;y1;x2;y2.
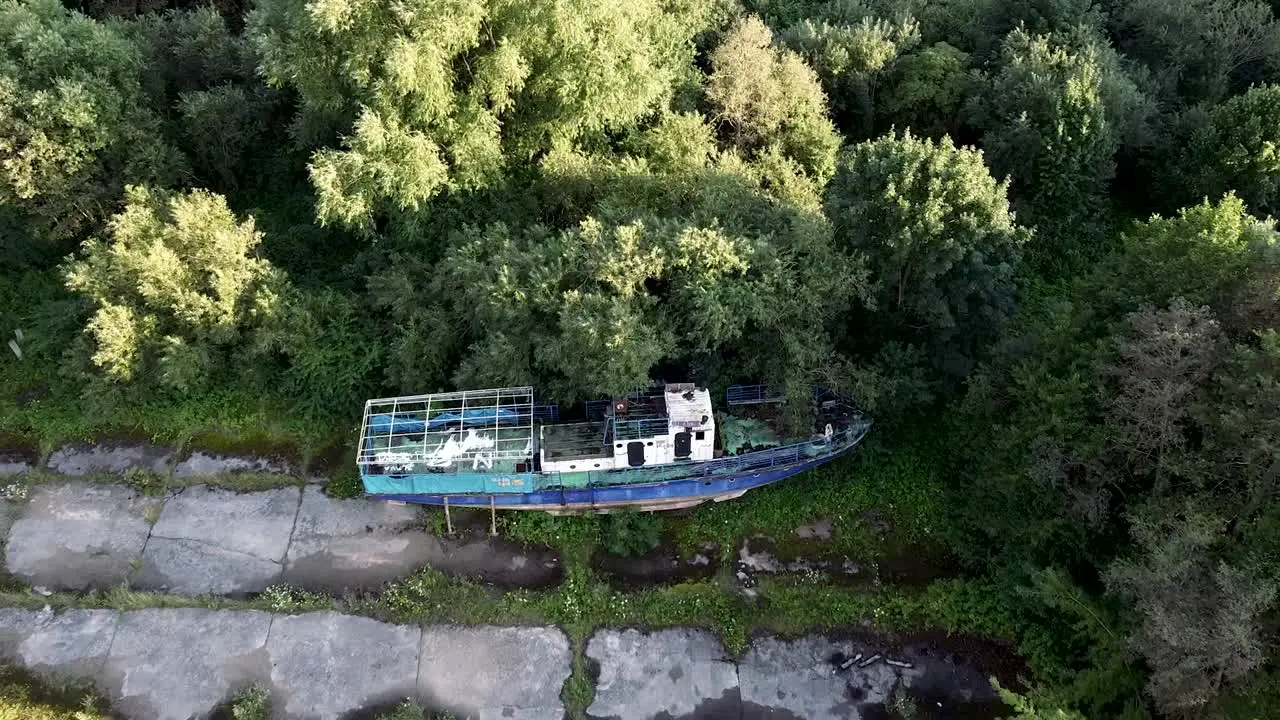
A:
0;663;110;719
561;641;597;720
143;504;161;525
323;467;364;499
370;699;457;720
425;509;448;538
260;584;331;614
599;511;662;557
0;481;29;501
499;512;600;566
672;422;948;561
229;684;270;720
887;681;921;719
122;467;166;497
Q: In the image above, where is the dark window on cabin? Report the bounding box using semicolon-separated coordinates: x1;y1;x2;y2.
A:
695;431;705;440
674;431;692;459
627;441;646;467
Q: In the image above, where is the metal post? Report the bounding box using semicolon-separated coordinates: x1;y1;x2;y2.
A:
444;496;453;535
489;495;497;537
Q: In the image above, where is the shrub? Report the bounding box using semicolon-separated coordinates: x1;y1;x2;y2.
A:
229;684;270;720
323;468;364;499
62;186;283;393
600;511;663;557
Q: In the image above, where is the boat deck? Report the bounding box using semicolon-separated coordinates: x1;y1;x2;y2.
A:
541;421;610;461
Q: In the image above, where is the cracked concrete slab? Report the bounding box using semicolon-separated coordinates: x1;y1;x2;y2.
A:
5;483;161;589
419;626;571;720
104;609;272;720
134;537;284;595
282;486;432;592
134;486;299;595
267;611;421;719
0;608;117;682
586;628;740;720
149;485;300;561
47;443;172;476
0;460;31;476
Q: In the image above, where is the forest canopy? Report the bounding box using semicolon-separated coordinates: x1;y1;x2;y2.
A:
3;0;1280;717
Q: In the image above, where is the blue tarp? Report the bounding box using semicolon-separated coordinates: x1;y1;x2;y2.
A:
367;408;522;435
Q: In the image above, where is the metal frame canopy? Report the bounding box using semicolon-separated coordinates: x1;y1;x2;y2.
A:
358;386;536;474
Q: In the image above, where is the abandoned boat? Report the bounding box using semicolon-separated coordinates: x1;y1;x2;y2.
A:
356;384;871;512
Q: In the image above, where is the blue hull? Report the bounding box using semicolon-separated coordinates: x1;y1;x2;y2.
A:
369;446;852;511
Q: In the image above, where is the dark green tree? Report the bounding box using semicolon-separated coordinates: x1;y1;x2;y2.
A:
1109;0;1280;106
879;42;971;138
0;0;175;247
968;26;1148;273
826;131;1030;393
1178;85;1280;217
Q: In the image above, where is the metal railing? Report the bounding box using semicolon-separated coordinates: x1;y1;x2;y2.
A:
725;384;785;406
547;418;872;489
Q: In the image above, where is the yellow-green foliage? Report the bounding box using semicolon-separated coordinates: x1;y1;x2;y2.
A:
0;667;106;720
63;185;282;392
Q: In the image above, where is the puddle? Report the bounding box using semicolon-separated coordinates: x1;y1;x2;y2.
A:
177;433;303;478
46;432;174;476
735;536;958;588
826;630;1025;720
594;541;720;589
435;535;564;589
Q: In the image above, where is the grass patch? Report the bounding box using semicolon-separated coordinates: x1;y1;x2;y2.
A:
671;421;948;560
499;512;603;565
599;511;663;557
176;473;307;492
353;565;1013;655
183;431;307;470
0;585;265;613
561;637;598;720
0;664;111;720
324;467;365;499
226;684;269;720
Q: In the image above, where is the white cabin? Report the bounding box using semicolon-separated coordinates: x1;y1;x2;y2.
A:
539;384;716;474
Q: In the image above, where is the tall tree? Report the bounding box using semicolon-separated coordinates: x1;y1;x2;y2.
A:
249;0;707;230
1105;298;1222;491
826;131;1030;394
706;16;842;182
1107;501;1277;714
1109;0;1280;106
879;42;971;138
777;13;921;139
968;26;1147;274
372;147;866;399
1178;84;1280;218
0;0;174;249
63;186;283;392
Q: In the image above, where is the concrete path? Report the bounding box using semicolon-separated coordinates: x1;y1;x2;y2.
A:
0;608;1000;720
4;482;560;595
0;607;569;720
